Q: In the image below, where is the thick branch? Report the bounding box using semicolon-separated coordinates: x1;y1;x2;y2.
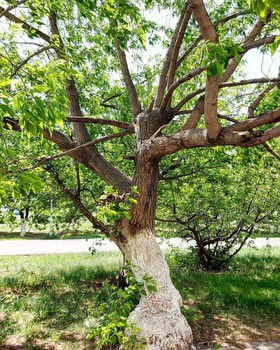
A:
189;0;221;139
222;16;269;82
144;125;280;159
114;38;142;118
177;11;247;68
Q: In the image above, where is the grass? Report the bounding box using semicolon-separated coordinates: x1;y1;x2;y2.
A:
0;248;280;349
167;247;280;348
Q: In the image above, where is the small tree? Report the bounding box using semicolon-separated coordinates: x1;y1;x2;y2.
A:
1;0;280;348
157;146;280;270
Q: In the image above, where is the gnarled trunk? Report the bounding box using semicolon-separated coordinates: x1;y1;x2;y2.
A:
120;228;193;350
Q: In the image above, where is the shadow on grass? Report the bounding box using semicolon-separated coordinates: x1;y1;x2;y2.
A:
0;262;120;347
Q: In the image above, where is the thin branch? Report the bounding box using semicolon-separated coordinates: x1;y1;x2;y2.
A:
25;130;134;171
263;143;280;161
0;6;51;43
114;38;142;118
174;87;205;114
160;160;211;181
66;117;133;130
153;2;190;109
224;107;280;132
100;92;123;110
218;114;239;124
0;0;29;18
220;77;280;88
161;66;207;112
12;45;54;76
176;109;192;116
46;164;110;235
166;5;192;90
248;82;278;118
102;92;123;103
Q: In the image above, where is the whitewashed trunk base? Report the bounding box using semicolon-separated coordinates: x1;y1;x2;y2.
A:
122;229;193;350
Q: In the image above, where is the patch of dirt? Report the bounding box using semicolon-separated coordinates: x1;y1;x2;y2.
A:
192;314;280;349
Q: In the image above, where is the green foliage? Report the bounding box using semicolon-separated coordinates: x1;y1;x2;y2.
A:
203;39;245;77
247;0;280;21
97;186;138;224
86;272;146;349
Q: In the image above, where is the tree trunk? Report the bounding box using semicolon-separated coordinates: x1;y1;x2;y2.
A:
120;228;194;350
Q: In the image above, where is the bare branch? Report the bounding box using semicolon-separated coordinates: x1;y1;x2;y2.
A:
161;66;207;112
248;83;278;118
220;77;280;88
223;108;280;132
66;117;133;130
263;143;280;161
0;0;29;18
114;38;142;118
153;3;190;109
145;123;280;160
12;45;54;76
174;87;205;114
46;164;110;235
189;0;221;139
189;0;218;42
0;6;51;43
166;5;192;90
26;130;134;171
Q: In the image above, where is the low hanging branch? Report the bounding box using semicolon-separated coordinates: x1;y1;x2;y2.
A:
45;164;110;236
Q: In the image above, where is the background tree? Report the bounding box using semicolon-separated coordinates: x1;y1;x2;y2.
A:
0;0;280;349
157;145;280;270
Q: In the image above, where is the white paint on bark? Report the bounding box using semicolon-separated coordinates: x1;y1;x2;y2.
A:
123;229;193;350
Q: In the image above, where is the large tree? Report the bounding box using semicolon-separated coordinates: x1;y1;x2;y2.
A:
0;0;280;348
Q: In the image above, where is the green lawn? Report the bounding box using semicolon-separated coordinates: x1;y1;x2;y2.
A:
0;248;279;349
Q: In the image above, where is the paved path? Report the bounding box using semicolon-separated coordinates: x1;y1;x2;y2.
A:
0;237;279;256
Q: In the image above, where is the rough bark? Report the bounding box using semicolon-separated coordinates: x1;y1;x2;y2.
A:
120;228;193;350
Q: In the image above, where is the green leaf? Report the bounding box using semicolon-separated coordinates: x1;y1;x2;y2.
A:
0;78;13;88
32;85;50;93
270;35;280;56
